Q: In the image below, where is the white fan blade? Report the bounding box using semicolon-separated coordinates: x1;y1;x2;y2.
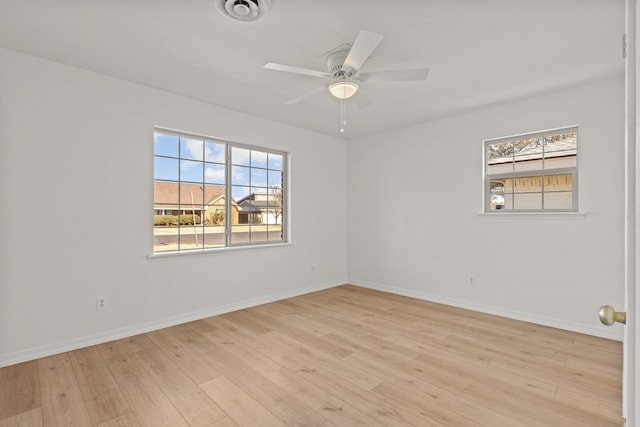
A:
343;30;384;72
359;68;430;83
264;62;331;79
284;85;326;105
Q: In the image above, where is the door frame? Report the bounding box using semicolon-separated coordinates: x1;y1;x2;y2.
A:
625;0;638;424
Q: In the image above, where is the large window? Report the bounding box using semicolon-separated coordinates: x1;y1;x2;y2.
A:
484;127;577;212
153;129;286;253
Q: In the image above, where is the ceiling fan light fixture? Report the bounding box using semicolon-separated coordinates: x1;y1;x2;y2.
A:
329;79;359;99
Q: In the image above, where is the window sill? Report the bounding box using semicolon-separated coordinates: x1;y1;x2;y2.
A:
476;212;587;219
147;242;294;261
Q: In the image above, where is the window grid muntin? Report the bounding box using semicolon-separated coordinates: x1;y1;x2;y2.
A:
154;128;287;253
484;126;578;212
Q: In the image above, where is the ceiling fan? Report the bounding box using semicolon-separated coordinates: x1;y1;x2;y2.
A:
263;30;430;132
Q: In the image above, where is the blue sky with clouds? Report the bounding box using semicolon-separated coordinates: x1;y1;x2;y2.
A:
154;132;283;201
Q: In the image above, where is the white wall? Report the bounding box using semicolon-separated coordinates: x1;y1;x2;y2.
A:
0;48;348;366
348;77;626;339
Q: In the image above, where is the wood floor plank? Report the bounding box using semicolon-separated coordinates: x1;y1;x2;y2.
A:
292;361;419;426
83;386;131;427
283;378;389;427
201;343;329;426
94;412;141;427
0;361;41;420
200;376;287;427
554;386;621;423
372;379;493;426
99;345;189;427
38;354;92;426
68;346;131;425
210;417;240;427
0;408;43;427
463;383;618;427
206;337;301;388
131;347;227;426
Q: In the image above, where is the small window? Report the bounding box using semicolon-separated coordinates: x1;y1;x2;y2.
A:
153;129;287;253
484;127;577;212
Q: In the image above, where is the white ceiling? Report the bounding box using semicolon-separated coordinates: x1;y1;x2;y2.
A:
0;0;625;139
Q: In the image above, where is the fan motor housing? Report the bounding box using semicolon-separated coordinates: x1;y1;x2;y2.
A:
215;0;272;22
327;48;353;77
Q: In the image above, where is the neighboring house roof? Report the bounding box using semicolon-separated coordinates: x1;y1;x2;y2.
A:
237;193;282;213
154;181;224;209
238;200;267;213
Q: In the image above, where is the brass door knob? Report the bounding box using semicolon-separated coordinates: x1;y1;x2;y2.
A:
599;305;626;325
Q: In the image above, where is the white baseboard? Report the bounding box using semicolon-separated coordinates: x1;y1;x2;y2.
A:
0;279;344;368
350;279;624;342
3;277;621;368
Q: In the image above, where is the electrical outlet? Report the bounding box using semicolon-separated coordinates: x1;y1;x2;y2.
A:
96;296;107;311
468;275;475;287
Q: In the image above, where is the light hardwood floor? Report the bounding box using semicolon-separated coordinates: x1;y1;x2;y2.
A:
0;285;622;426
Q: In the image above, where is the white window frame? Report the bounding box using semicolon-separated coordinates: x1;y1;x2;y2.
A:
152;127;288;255
483;126;578;213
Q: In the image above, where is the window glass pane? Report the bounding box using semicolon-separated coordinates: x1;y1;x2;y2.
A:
231;224;251;244
251;150;268;168
544;156;576;169
179;223;203;250
179;183;204;212
251;168;267;187
503;193;514;210
232;185;250;201
232;147;250;166
269;186;283;204
544;173;573;192
513;159;542;172
486;141;513;176
514;176;542;193
203;184;225;206
232;165;250;185
543;131;577;169
269;153;283;171
202;224;225;248
205;141;225;163
154;157;179;181
543;131;577;156
180;160;203;183
204;163;225;185
513;137;542;172
489;178;508;210
514;158;543;172
268;170;282;188
267;225;284;242
251;226;269;243
486;140;513;163
154;181;179;207
203;186;226;225
154;133;179;157
180;137;204;161
514;193;542;210
154;226;178;252
544;191;573;210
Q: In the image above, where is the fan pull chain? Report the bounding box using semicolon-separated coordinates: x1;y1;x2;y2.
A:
340;99;347;133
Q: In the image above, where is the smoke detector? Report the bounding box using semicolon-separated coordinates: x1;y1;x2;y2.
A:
215;0;272;22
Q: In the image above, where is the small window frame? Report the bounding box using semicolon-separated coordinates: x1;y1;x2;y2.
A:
483;126;578;213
